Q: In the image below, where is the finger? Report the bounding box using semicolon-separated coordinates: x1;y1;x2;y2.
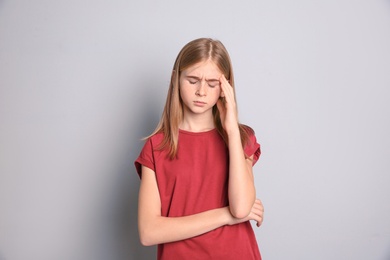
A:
221;74;230;86
258;215;264;226
219;75;233;96
255;198;263;205
256;218;262;227
251;208;264;219
250;213;263;227
255;212;264;226
254;199;264;211
252;202;264;212
220;79;235;106
257;219;263;227
221;75;233;91
254;205;264;214
249;206;263;219
219;78;228;99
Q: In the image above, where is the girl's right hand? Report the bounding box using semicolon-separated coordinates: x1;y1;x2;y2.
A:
227;199;264;227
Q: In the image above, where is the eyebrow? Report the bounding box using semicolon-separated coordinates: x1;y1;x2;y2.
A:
186;75;219;82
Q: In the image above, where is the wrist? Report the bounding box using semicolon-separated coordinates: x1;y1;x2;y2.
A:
221;207;234;226
225;125;240;137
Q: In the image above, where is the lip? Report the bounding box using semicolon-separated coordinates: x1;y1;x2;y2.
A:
193;101;206;106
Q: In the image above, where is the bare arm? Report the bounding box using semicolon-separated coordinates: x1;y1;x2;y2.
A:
138;165;263;246
217;75;257;218
226;130;257;219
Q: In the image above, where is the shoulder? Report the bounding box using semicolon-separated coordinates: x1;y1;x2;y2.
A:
145;131;165;147
135;131;167;176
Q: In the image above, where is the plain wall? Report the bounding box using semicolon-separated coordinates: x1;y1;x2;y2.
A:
1;0;389;259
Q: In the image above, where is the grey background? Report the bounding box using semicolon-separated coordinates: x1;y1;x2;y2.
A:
1;0;389;259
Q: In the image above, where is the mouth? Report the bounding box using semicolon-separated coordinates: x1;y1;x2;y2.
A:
193;101;206;106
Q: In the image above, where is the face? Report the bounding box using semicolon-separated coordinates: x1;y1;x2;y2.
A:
179;60;223;117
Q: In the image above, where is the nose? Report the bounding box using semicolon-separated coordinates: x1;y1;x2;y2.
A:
196;81;207;96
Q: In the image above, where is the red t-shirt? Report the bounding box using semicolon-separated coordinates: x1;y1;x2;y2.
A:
135;127;261;260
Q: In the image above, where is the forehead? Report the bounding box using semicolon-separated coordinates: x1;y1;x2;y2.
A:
181;60;222;78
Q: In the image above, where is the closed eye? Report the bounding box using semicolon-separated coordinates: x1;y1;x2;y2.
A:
207;80;220;88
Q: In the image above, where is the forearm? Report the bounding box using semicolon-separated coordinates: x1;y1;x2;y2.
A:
139;207;231;246
227;127;256;219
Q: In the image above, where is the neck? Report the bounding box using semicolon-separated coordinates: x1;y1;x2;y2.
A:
180;113;215;132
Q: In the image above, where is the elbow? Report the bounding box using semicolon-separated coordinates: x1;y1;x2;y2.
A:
139;227;158;246
229;207;251;219
140;238;154;247
229;198;255;219
139;232;156;247
229;190;256;219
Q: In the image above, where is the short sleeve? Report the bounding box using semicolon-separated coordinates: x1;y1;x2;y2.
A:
243;129;261;166
134;138;155;179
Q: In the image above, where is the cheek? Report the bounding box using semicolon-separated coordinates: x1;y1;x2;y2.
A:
179;84;191;100
210;89;222;102
179;80;191;91
179;86;185;99
212;87;222;97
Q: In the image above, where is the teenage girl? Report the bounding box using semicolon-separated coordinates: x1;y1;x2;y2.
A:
135;38;264;260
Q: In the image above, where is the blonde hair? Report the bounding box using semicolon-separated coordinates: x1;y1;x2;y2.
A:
148;38;251;158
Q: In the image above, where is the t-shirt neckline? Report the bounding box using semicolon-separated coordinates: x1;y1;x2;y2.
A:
179;128;217;136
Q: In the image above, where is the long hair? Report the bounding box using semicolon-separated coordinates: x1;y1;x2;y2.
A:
147;38;251;158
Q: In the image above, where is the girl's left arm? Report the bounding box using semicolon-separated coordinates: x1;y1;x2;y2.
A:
217;75;256;219
226;128;256;219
